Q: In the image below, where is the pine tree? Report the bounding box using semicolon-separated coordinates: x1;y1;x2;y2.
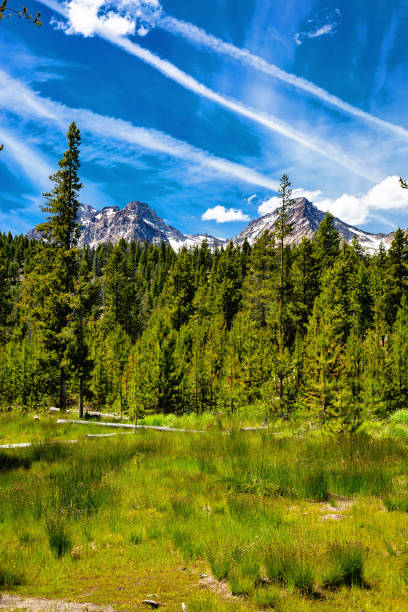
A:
104;241;140;339
22;123;82;410
384;228;408;326
313;212;341;276
274;174;293;344
302;295;344;425
387;298;408;411
242;231;276;328
65;255;98;417
38;122;82;251
291;238;319;333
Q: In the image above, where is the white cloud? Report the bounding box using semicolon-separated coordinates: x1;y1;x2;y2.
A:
202;206;250;223
292;187;323;201
137;14;408;142
257;189;325;216
258;196;280;216
309;24;335;38
37;0;378;182
316;176;408;226
0;69;280;191
295;8;341;46
0;126;52;189
247;194;257;203
53;0;162;37
257;176;408;226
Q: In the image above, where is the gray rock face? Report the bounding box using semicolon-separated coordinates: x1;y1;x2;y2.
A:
27;197;396;253
29;201;228;252
234;197;394;253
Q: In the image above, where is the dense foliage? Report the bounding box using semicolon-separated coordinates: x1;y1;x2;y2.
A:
1;127;408;430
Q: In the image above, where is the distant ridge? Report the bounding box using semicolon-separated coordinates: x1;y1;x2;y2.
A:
28;201;229;252
28;197;397;253
234;197;395;253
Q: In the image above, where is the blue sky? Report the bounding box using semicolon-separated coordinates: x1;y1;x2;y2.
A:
0;0;408;237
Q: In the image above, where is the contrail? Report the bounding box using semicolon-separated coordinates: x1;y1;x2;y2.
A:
37;0;378;181
159;15;408;142
104;34;378;182
0;69;281;191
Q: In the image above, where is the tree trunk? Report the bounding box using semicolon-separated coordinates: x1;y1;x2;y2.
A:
59;366;67;412
79;376;84;419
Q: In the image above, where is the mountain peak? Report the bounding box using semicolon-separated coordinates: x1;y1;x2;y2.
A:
234;197;393;253
27;196;396;254
75;201;228;251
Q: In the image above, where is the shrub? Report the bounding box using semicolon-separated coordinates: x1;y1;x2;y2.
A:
389;410;408;425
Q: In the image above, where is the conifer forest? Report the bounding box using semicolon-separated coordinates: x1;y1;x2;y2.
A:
1;124;408;431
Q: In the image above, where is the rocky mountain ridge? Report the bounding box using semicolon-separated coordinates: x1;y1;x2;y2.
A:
29;201;229;251
234;197;394;253
29;198;397;253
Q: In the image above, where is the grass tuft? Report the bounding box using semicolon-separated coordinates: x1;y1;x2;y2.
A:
322;542;365;588
45;516;72;557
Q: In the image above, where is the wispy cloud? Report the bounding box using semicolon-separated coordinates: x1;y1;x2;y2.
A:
295;8;341;46
202;205;250;223
257;176;408;226
0;69;281;192
37;0;379;182
0;125;52;189
157;14;408;142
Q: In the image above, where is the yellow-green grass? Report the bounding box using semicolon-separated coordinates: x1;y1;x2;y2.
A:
1;420;408;610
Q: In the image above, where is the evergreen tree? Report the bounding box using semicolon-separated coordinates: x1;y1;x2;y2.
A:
274;173;293;345
22;123;82;410
387;298;408;411
302;295;344;425
65;255;97;417
384;228;408;326
243;231;276;327
313;212;341;276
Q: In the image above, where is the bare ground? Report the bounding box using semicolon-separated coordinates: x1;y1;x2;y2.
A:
0;594;115;612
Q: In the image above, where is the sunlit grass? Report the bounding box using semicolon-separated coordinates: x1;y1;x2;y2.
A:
1;416;408;609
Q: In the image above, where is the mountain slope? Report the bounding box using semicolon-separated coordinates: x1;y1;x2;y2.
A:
28;197;397;253
234;197;394;252
29;201;228;251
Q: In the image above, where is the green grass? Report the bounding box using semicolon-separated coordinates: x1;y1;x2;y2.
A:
1;415;408;610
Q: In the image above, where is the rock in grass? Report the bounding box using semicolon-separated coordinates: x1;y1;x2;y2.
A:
322;513;343;521
142;600;160;609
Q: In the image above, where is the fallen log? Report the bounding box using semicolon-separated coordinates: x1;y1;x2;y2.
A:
85;432;134;438
0;442;32;449
87;411;129;420
0;439;78;449
57;419;207;434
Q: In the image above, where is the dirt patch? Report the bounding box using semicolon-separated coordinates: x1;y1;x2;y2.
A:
199;575;232;600
0;594;115;611
322;496;354;512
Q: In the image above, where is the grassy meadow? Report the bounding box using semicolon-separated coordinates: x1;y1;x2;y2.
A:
2;412;408;610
